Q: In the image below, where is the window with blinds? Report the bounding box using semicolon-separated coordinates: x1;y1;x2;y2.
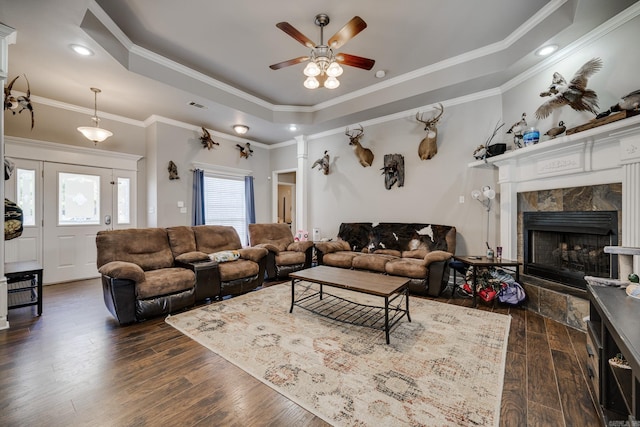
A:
203;174;247;245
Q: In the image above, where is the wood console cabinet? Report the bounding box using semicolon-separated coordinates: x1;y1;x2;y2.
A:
587;284;640;423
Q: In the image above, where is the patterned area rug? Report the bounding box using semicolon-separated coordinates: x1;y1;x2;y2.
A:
166;282;510;426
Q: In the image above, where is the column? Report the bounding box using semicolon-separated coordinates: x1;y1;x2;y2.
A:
0;24;17;330
621;132;640;274
295;135;308;233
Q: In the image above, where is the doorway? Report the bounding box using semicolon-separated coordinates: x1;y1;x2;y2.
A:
272;169;296;233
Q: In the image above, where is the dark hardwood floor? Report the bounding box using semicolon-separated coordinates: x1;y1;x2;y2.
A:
0;279;601;426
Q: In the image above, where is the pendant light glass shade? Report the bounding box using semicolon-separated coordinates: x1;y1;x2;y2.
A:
77;87;113;145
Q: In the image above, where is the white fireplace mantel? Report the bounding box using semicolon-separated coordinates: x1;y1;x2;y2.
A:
469;114;640;273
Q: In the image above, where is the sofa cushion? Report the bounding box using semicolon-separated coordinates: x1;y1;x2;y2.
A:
137;268;195;299
352;253;396;272
166;226;197;258
209;250;240;263
373;249;401;257
322;251;362;268
193;225;242;253
402;249;428;259
385;258;428;279
275;250;306;266
287;241;314;252
218;259;259;281
96;228;174;271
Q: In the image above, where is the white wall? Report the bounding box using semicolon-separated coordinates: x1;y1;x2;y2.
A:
272;97;502;255
149;121;272;228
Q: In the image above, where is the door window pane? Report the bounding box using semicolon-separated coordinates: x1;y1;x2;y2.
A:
58;172;100;225
117;177;131;224
203;175;246;245
16;168;36;226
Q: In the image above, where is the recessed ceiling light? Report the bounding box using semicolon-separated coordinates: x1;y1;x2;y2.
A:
288;124;298;132
375;70;386;78
70;44;94;56
535;44;558;57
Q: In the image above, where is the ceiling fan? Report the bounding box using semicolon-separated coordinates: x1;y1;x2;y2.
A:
269;13;375;89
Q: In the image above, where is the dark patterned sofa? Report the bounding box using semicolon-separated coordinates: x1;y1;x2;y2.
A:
315;222;456;297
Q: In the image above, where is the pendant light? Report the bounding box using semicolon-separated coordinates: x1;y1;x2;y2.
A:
77;87;113;145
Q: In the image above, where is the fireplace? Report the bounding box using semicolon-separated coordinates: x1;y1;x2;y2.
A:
523;211;618;289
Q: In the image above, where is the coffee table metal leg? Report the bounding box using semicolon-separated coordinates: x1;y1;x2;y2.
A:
472;266;478;307
385;296;390;344
289;278;296;313
405;287;411;322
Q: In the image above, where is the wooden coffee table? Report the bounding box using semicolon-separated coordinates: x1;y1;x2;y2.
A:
289;266;411;344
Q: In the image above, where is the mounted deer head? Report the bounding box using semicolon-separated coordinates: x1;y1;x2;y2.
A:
415;103;444;160
345;125;374;167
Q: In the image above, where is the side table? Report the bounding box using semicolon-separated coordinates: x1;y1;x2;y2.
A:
452;255;521;307
5;260;43;316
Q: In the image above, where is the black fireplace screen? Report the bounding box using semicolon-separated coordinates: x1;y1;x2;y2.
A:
523;211;618;289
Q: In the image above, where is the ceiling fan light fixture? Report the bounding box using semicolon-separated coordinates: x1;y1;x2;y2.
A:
324;76;340;89
303;61;321;77
326;61;343;77
304;76;320;89
77;87;113;145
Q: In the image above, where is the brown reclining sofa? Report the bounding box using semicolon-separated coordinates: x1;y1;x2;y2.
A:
96;225;268;324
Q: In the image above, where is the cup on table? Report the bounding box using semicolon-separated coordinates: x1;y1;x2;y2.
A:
496;246;503;259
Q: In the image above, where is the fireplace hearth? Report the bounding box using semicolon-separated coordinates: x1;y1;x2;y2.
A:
523;211;618;289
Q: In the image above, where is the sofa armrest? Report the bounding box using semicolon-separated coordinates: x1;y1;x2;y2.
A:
253;243;281;255
287;241;314;252
101;275;137;325
314;240;350;254
423;250;453;265
98;261;145;283
238;247;269;262
424;251;453;297
175;251;210;263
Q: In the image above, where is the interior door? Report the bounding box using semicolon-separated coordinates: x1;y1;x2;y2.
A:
4;159;43;264
43;163;114;284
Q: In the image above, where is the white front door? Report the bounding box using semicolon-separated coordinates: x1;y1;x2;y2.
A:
43;163;136;284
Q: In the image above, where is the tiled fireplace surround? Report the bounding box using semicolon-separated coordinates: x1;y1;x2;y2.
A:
472;115;640;331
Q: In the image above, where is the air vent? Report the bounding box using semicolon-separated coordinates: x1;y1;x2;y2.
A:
188;101;207;109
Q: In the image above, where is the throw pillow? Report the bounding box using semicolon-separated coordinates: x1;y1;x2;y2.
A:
209;250;240;263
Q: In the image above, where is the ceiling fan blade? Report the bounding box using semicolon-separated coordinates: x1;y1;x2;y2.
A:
336;53;375;70
269;56;309;70
328;16;367;49
276;22;316;48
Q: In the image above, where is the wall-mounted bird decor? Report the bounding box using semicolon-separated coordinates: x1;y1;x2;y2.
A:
596;89;640;119
507;113;527;148
4;74;34;129
168;160;180;180
535;58;603;120
236;142;253;159
311;150;330;175
544;121;566;139
199;127;220;150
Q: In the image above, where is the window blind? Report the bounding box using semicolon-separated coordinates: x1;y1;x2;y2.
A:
203;174;247;245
